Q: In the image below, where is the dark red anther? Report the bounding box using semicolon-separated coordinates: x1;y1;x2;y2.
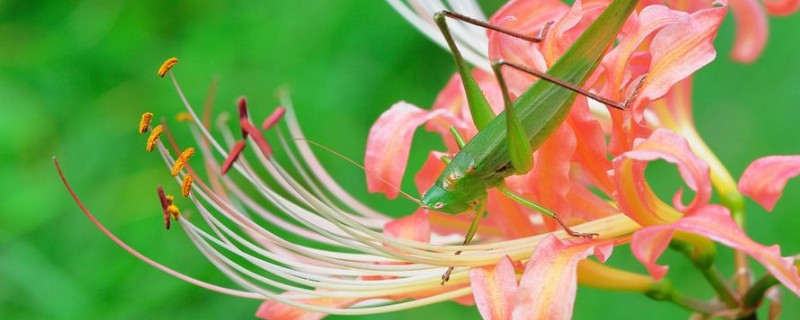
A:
261;106;286;131
221;140;246;175
238;97;249;139
157;185;171;230
240;119;273;158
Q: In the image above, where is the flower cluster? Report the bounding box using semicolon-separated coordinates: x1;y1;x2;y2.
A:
57;0;800;319
366;0;800;318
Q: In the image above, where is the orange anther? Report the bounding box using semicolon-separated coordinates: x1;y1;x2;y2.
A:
158;57;179;78
176;112;193;122
139;112;153;134
181;174;193;197
167;204;180;220
146;125;164;152
171;147;195;176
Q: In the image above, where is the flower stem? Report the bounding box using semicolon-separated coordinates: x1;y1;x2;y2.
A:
645;279;725;315
670;234;739;307
577;260;653;292
577;260;725;315
679;126;751;294
740;274;779;315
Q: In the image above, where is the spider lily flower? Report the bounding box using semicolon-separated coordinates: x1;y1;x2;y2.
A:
368;0;800;318
54;2;800;320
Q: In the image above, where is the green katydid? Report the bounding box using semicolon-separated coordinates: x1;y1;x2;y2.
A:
417;0;643;283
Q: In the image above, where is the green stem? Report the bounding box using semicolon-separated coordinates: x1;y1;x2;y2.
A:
645;280;725;315
670;236;739;307
742;274;779;311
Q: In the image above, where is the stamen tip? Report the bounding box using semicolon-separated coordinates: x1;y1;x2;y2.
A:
181;174;193;197
139;112;153;134
146;125;164;152
261;106;287;131
158;57;179;78
171;147;195;176
176;112;193;122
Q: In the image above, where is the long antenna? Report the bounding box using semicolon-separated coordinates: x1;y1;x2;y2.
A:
291;137;421;205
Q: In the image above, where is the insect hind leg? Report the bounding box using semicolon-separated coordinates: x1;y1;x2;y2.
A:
493;60;646;111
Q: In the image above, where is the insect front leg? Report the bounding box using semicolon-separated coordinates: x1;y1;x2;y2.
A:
441;197;486;285
497;183;597;238
433;10;553;130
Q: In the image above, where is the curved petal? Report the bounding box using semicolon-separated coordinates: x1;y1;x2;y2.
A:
632;205;800;296
365;102;440;198
487;0;565;95
512;235;615;320
729;0;769;63
763;0;800;16
738;155;800;211
384;209;431;243
470;256;518;320
567;98;613;194
639;3;726;102
256;295;359;320
602;5;687;97
611;128;710;226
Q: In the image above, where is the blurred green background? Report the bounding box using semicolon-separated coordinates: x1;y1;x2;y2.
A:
1;0;799;319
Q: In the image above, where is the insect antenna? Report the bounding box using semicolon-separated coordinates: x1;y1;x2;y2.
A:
289;137;421;205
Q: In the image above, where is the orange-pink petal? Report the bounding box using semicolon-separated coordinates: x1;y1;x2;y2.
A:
365;102;438;198
256;295;359;320
729;0;769;63
384;209;431;243
738;155;800;211
631;204;800;296
470;256;518;320
762;0;800;15
512;235;615;320
567;98;613;194
611;128;710;226
639;3;726;102
601;4;687;97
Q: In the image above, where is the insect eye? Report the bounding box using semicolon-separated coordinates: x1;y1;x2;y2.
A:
433;202;444;209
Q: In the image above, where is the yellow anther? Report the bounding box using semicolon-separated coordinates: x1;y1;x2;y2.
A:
146;125;164;152
166;195;174;204
167;204;180;220
139;112;153;134
171;147;195;176
158;57;179;78
176;112;193;122
181;174;193;197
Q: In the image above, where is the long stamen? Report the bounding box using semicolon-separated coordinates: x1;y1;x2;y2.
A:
54;157;260;299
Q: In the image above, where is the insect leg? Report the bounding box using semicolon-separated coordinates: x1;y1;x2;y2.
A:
491;61;534;174
497;183;598;238
449;126;466;149
494;60;646;110
433;12;496;130
441;197;486;285
436;10;553;43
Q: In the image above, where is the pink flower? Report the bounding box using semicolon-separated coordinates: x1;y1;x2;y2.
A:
56;1;800;319
367;0;800;318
